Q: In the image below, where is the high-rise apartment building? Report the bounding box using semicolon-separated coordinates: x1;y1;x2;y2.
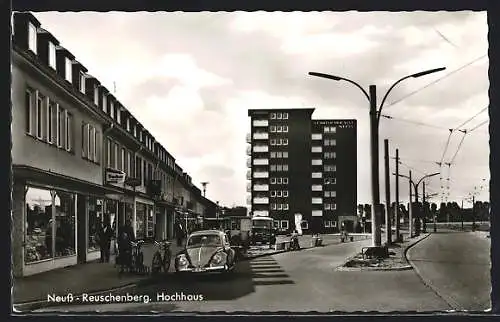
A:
247;108;357;233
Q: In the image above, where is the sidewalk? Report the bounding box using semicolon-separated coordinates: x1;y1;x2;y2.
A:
12;242;185;305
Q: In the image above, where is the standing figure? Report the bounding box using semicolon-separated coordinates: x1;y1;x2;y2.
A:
174;220;185;247
98;220;113;263
117;219;135;272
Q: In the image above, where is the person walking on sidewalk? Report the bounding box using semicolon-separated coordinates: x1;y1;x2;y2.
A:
117;219;135;272
98;221;113;263
174;220;185;247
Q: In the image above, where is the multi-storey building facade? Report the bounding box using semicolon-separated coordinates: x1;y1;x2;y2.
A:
11;12;215;277
247;108;357;234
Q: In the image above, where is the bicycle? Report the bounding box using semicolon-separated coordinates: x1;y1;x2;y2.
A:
130;240;146;274
151;240;172;274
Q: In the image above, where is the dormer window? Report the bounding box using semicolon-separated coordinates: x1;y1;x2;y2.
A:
93;85;99;105
117;108;121;124
79;72;86;93
65;58;72;82
110;101;115;119
28;22;37;54
102;94;107;112
48;42;56;69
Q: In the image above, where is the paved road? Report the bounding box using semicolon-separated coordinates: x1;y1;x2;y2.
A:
36;237;451;313
406;231;491;311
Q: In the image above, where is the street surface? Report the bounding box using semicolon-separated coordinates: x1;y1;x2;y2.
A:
36;237;452;313
406;231;491;311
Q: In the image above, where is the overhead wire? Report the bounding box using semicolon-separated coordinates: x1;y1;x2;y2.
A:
380;114;452;131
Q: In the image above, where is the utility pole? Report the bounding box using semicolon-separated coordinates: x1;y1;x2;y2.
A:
461;199;464;230
472;194;476;231
409;170;413;238
395;149;400;242
422;181;427;233
369;85;382;247
384;139;392;245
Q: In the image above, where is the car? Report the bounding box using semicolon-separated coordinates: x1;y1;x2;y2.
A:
174;230;236;274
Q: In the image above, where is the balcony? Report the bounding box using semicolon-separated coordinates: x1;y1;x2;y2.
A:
246;133;251;143
312;133;322;140
253;132;269;140
246;171;251;180
253;120;269;127
312;185;323;191
253;197;269;204
311;146;322;153
312;159;323;166
246;146;251;155
312;210;323;217
247;183;252;192
247;159;252;167
312;197;323;204
253;171;269;178
253;145;269;153
254;184;269;191
247;196;252;205
253;158;269;165
312;172;323;179
253;210;269;217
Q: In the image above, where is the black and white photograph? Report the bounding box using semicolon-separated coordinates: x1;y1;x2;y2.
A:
10;9;493;314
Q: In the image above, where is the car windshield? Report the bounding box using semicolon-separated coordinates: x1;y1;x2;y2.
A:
187;234;221;247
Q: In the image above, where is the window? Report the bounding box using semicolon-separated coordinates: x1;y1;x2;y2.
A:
114;143;119;169
89;126;95;161
117;108;121;124
324;152;337;159
283;164;289;171
135;156;142;181
110;102;115;119
270;126;276;132
58;107;66;148
270;113;276;119
65;112;73;151
324;165;337;172
277;191;282;197
270;152;276;158
281;220;289;229
277;126;282;132
270;177;276;184
277;204;283;210
324;220;330;228
270;139;276;146
325;204;331;210
277;113;282;119
324;139;336;146
79;72;86;93
48;42;56;69
284;204;289;210
93;85;99;105
95;130;101;163
47;100;57;144
28;22;37;54
277;178;282;184
283;191;289;197
121;148;126;172
106;139;111;167
271;203;277;210
283;125;288;132
283;139;288;145
276;139;281;146
126;118;130;131
65;58;72;82
35;93;44;139
82;123;89;159
133;125;137;137
283;178;289;184
301;221;308;230
270;165;276;171
276;165;282;171
271;191;276;197
283;112;289;119
25;89;34;134
283;151;288;158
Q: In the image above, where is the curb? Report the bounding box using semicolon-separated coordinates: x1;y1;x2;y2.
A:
334;233;431;272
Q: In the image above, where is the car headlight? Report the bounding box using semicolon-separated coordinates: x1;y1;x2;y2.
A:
210;252;226;266
176;254;188;268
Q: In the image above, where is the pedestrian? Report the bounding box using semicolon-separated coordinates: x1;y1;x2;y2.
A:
98;220;113;263
175;220;184;247
117;219;135;272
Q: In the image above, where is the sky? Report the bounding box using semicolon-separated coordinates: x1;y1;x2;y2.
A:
31;11;489;208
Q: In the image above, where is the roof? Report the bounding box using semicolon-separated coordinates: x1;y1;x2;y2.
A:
188;229;224;236
248;108;315;117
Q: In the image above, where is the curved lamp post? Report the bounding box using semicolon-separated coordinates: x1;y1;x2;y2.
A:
393;171;440;236
309;67;446;247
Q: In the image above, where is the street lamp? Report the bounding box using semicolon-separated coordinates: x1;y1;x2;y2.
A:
393;171;440;237
310;67;446;247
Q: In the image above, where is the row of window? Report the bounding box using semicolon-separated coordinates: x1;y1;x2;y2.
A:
270;177;289;184
324;203;337;210
324;152;336;159
270;203;289;210
324;165;337;172
269;125;288;133
323;126;337;133
270;112;289;120
270;151;288;158
270;190;289;197
324;139;336;146
81;122;101;164
25;88;74;153
272;220;338;230
26;21;180;179
270;164;289;172
270;138;289;146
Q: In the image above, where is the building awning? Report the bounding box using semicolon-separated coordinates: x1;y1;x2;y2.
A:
13;165;122;196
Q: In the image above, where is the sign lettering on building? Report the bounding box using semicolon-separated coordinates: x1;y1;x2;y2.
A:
105;168;126;184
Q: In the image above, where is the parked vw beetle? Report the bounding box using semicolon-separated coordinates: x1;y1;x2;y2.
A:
174;230;236;274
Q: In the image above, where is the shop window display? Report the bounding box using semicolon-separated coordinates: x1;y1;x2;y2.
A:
146;205;155;238
24;187;53;263
87;197;103;252
54;191;76;258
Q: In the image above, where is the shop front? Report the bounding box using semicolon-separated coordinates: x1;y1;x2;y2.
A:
12;166;114;277
135;197;155;240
